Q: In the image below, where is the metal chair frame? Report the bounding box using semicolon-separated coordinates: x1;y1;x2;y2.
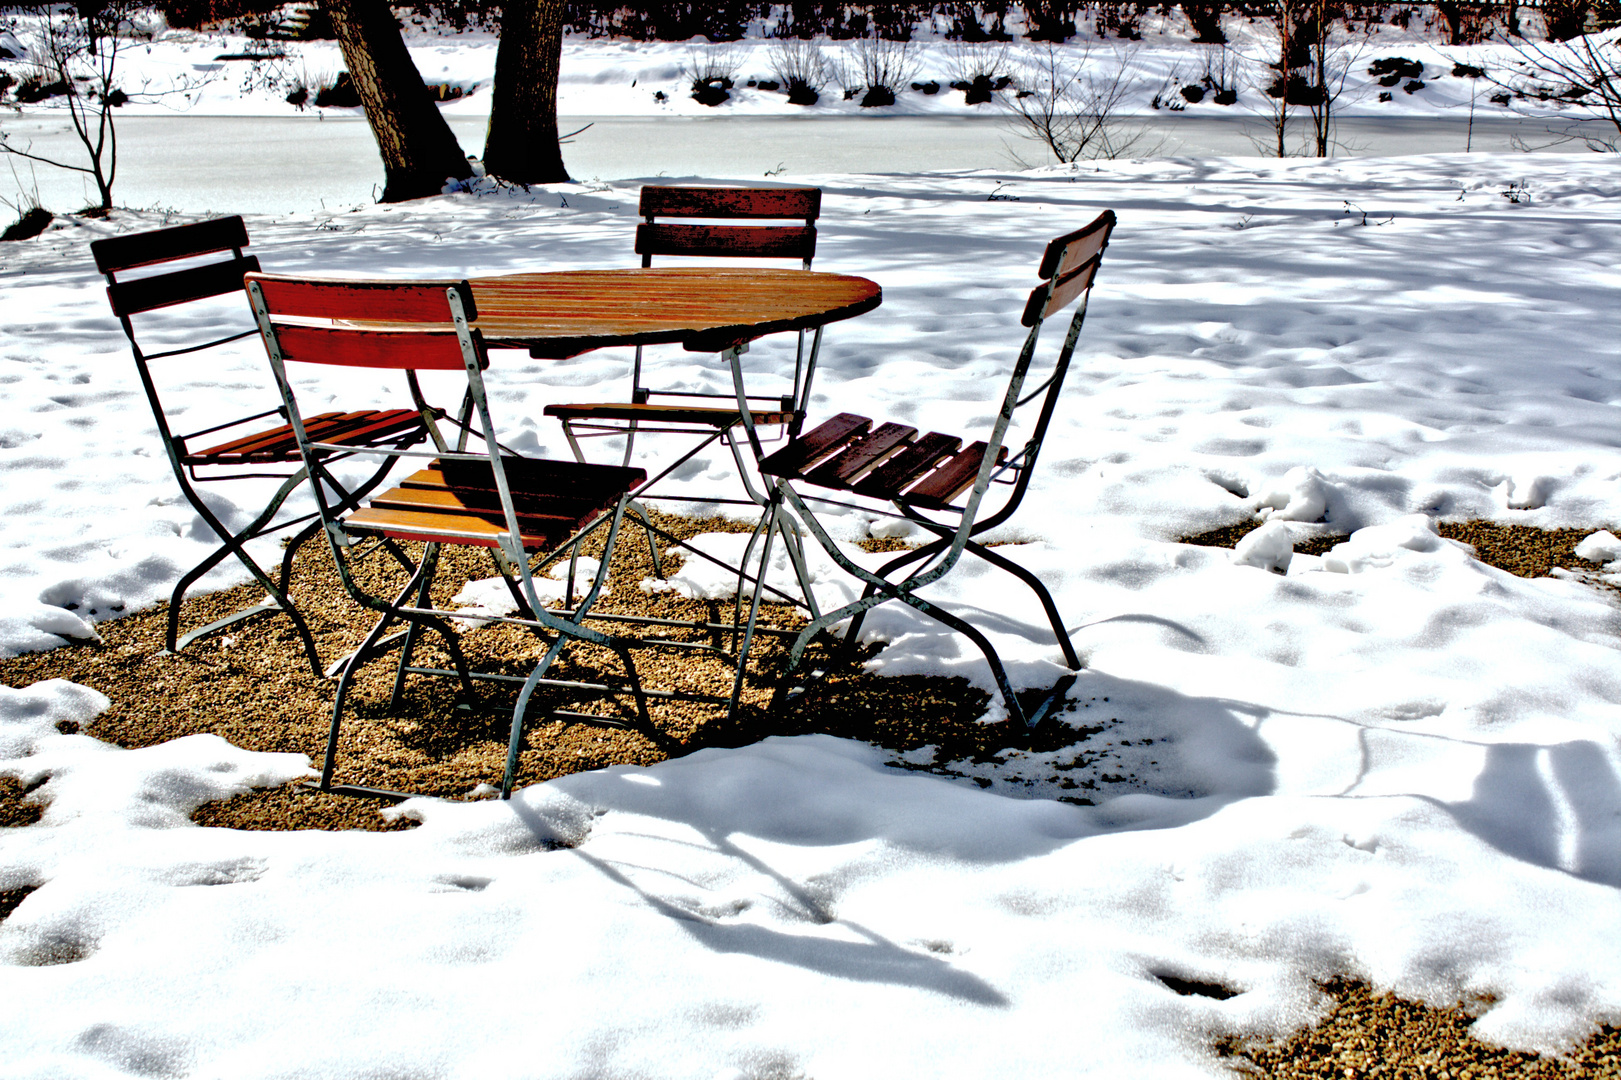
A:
91;217;431;675
544;188;832;610
247;273;782;800
741;211;1117;727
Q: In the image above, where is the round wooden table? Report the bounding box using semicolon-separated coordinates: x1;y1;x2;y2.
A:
467;267;882;359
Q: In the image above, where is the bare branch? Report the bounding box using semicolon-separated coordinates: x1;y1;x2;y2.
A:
1000;42;1156;163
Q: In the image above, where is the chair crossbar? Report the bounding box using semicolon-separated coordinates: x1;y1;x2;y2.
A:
142;327;262;362
544;402;795;427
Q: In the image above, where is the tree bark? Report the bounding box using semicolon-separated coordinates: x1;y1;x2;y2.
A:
482;0;571;184
322;0;472;203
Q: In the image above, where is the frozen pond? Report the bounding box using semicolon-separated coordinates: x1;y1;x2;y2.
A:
1;111;1605;217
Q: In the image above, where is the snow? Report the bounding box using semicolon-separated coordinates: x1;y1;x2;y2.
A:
3;14;1621;1079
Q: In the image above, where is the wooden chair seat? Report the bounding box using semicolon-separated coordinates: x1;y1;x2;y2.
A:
543;401;794;427
349;458;647;551
184;408;427;465
758;412;1008;511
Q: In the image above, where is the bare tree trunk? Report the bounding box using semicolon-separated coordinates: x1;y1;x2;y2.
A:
1276;0;1291;157
1311;0;1329;155
483;0;571;184
322;0;472;203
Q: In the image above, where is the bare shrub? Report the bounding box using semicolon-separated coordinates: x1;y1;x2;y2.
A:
0;2;201;211
1003;43;1155;162
1201;42;1239;103
947;43;1012;104
683;46;740;107
768;39;827;105
843;36;919;107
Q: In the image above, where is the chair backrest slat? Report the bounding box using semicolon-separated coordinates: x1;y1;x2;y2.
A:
635;222;817;262
636;186;820;269
105;255;261;317
265;323;470;371
1036;211;1114;281
1021;210;1115;327
249;276;477;324
91;216;250;275
1023;259;1100;327
640;186;820;221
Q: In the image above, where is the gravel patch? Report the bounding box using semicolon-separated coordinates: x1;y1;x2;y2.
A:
1222;978;1621;1078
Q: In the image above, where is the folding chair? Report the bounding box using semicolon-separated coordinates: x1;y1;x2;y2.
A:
245;272;698;799
746;210;1117;728
543;186;831;648
91;217;431;675
543;185;823;507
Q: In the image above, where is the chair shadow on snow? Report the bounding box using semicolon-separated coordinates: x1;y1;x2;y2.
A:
1439;739;1621;890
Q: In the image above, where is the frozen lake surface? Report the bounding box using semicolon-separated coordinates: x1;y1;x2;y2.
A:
3;112;1605;216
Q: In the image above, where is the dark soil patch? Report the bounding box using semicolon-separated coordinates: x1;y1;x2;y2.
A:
1180;519;1621;581
1222;978;1621;1078
1180;521;1349;557
0;884;39;924
0;776;44;828
1433;520;1612;580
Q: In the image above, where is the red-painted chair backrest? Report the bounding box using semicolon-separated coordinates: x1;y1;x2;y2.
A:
246;274;478;371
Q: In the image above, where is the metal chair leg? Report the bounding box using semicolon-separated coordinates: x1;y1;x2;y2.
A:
168;477;323;677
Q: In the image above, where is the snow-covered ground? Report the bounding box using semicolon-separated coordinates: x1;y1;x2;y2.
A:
3;151;1620;1078
4;11;1621;1079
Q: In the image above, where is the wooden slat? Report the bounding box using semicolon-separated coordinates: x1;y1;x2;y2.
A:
186;409;339;463
1036;210;1116;281
1022;259;1100;326
757;413;871;478
344;506;572;551
804;422;917;490
350;454;646;552
851;431;962;500
105;255;260;317
902;442;1010;509
418;457;646;499
367;485;602;529
302;409;425;447
249;274;476;323
636;223;816;262
640;186;820;221
543;402;794;426
269;324;470;371
91;216;249;274
186;409;427;464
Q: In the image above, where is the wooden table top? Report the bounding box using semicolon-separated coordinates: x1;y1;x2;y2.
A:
466;267;882;358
